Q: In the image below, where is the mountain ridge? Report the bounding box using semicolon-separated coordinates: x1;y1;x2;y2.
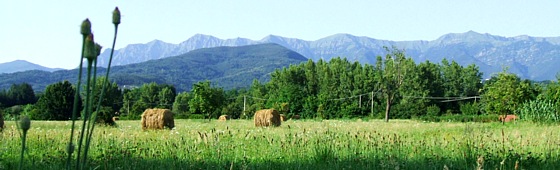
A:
0;60;64;74
0;43;308;92
96;31;560;80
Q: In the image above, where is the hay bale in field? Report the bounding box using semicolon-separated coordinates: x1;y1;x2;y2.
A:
254;109;281;127
141;108;174;130
291;114;301;120
498;114;517;122
280;114;287;122
218;115;230;121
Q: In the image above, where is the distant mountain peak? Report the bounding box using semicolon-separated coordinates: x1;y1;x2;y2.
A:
433;31;508;45
0;60;63;74
96;32;560;81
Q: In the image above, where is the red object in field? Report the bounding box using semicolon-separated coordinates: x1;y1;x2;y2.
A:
498;115;518;122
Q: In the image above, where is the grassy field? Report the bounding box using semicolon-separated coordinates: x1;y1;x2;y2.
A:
1;119;559;169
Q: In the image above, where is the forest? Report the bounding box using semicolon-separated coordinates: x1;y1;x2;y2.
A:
1;48;559;123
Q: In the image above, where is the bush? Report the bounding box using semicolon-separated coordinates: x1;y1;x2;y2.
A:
187;114;206;119
426;105;441;117
417;114;499;122
460;102;480;115
94;106;115;125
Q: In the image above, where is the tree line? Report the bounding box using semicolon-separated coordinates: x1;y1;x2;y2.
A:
2;48;559;123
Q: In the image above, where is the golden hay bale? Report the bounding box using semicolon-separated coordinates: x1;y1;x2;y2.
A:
254;109;281;127
141;108;175;130
280;114;287;122
498;114;518;122
218;115;230;121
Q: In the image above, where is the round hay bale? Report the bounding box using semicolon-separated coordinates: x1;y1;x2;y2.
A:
218;115;230;121
499;114;517;122
141;108;175;130
280;114;287;122
254;109;281;127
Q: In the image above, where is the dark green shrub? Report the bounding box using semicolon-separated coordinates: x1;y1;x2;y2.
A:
426;105;441;116
460;102;480;115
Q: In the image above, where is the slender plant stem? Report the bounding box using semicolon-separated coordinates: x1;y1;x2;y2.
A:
85;24;120;164
76;60;93;170
66;35;87;170
81;58;98;168
19;131;27;170
82;58;103;167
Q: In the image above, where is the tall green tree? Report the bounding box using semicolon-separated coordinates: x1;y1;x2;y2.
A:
189;81;225;120
158;86;176;109
8;83;36;106
481;69;534;117
90;77;122;124
172;92;191;118
120;88;143;119
378;47;414;122
34;81;82;120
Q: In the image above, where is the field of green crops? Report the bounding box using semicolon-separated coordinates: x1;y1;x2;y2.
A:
1;119;559;169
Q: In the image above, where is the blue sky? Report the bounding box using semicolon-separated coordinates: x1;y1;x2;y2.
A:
1;0;559;69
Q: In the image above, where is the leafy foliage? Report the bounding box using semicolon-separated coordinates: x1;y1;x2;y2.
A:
517;100;559;123
119;82;176;119
481;69;536;115
33;81;82;120
188;81;225;120
89;77;122;124
0;83;36;108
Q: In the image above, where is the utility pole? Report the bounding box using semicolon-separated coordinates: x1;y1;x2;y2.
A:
243;95;247;119
371;91;374;117
359;95;362;108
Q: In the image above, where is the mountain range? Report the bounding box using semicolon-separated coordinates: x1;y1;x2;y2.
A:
97;31;560;80
0;44;307;92
0;60;63;74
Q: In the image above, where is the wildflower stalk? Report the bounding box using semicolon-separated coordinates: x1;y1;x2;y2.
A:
92;7;120;126
17;115;30;170
82;43;101;168
85;7;120;163
76;33;96;170
66;19;90;170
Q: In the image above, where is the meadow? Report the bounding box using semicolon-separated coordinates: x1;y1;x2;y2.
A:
1;119;559;169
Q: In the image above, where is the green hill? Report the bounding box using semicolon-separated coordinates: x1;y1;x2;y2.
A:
0;43;307;92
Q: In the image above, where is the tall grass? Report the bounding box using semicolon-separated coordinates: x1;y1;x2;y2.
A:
2;119;559;169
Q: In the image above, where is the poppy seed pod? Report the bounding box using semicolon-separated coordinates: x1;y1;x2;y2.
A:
84;34;96;60
19;115;30;132
66;143;75;154
81;19;91;36
95;43;102;57
113;7;121;25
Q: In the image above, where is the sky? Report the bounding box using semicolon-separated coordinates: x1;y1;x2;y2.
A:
1;0;559;69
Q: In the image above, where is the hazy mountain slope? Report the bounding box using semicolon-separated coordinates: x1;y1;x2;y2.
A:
0;60;64;74
0;44;307;92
